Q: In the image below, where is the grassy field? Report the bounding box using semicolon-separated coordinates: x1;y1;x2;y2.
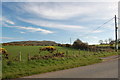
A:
96;43;120;47
96;44;110;47
2;46;118;79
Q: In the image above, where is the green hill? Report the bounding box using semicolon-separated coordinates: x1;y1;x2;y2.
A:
2;40;58;46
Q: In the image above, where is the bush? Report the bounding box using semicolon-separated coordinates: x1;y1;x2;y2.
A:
0;48;8;59
57;44;62;46
0;48;7;54
57;44;71;48
40;46;56;53
66;44;71;47
30;52;65;60
72;39;89;50
53;52;65;57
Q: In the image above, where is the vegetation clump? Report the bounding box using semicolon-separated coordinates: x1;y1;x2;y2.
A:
0;48;8;59
40;46;56;53
53;52;64;57
72;39;89;50
30;52;65;60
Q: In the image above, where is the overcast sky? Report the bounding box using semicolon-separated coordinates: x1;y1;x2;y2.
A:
1;2;118;44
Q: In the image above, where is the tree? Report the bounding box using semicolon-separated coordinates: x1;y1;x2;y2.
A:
104;39;108;44
73;39;88;50
99;40;103;44
108;38;112;44
73;39;82;48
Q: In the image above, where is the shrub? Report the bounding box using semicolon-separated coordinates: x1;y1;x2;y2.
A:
57;44;62;46
0;48;7;54
72;39;89;50
65;44;71;47
0;48;8;59
40;46;56;53
53;52;64;57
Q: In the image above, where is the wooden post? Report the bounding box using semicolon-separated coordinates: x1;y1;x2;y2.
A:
28;53;30;61
39;50;41;54
84;49;85;54
66;50;68;56
94;49;96;55
19;52;21;62
79;49;80;57
88;49;89;54
79;49;80;54
73;51;75;57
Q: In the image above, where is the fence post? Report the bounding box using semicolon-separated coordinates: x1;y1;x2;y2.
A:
39;50;41;54
84;49;85;54
95;49;96;53
79;49;80;54
66;50;68;57
73;51;75;57
19;51;21;62
88;49;89;54
28;53;30;61
79;49;80;57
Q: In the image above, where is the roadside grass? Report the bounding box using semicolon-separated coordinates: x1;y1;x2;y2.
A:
2;46;118;79
96;44;110;47
96;43;120;47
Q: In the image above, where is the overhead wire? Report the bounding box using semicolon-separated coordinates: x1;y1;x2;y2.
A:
79;17;115;37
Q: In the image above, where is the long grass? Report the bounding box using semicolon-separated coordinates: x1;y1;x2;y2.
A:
2;46;118;79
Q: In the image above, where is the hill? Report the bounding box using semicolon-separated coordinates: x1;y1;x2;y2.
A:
2;40;57;46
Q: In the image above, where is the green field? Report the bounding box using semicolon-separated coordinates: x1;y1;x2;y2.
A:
96;43;120;47
2;46;118;79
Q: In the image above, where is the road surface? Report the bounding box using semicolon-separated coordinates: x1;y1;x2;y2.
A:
23;57;118;78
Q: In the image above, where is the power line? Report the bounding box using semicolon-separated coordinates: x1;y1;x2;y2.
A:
80;17;114;37
117;17;120;20
69;17;115;45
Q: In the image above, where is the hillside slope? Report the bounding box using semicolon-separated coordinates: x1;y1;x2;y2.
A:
2;40;57;46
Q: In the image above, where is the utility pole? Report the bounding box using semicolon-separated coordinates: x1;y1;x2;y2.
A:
115;15;118;52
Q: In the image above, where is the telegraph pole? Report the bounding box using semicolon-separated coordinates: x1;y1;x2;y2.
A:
115;15;118;52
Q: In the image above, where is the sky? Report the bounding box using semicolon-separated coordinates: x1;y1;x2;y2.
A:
1;2;118;44
119;1;120;40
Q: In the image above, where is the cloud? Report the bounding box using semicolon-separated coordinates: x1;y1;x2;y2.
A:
1;2;118;44
0;37;22;40
3;23;54;34
18;18;84;30
20;3;94;20
20;31;26;34
5;19;15;25
85;36;98;39
2;0;119;2
2;17;15;25
15;2;117;20
91;30;103;33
